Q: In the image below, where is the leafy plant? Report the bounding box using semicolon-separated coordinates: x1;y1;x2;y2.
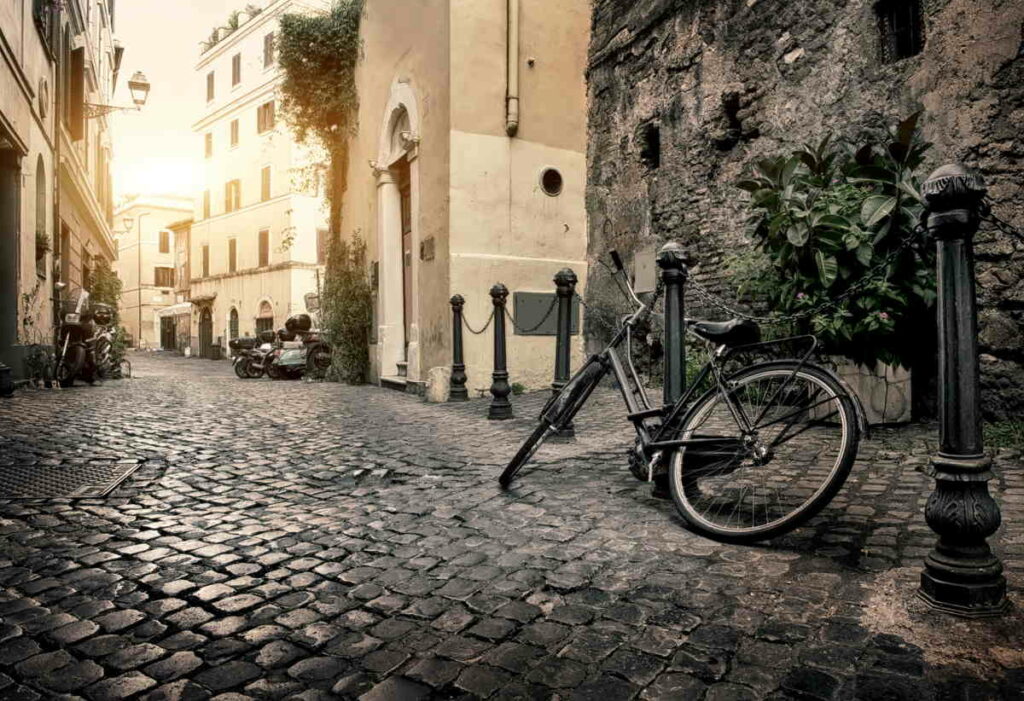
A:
732;113;936;368
278;0;362;232
984;421;1024;450
510;382;526;395
35;230;51;253
322;232;372;384
89;258;127;370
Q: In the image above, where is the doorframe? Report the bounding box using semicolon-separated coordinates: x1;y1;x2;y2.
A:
373;79;421;381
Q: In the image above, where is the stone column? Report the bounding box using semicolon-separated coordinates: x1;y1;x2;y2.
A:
375;168;404;379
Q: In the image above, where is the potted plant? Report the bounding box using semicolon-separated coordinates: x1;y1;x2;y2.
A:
732;114;936;424
35;230;50;277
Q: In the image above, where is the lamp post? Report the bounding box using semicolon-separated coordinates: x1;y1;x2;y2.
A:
85;71;151;119
122;212;150;348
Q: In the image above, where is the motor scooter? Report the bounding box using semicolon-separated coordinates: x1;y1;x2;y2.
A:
53;283;98;387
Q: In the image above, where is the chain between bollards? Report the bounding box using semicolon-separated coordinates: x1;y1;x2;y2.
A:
917;163;1008;618
488;283;513;420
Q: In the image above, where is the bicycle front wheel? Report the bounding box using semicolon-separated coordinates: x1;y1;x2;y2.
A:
668;362;859;543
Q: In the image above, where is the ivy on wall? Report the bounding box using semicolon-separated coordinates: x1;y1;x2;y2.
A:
278;0;363;232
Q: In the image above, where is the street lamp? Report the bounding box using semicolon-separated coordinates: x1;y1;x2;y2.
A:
85;71;151;119
123;212;150;348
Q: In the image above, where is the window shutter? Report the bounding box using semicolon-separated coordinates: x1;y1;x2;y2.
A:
69;47;85;140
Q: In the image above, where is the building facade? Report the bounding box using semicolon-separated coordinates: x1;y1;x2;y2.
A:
339;0;591;395
112;194;192;348
189;0;329;360
1;0;120;384
585;0;1024;419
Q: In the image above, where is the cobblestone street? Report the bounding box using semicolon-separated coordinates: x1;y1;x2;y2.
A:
0;352;1022;700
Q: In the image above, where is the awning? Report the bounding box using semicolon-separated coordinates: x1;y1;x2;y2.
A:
156;302;192;318
190;293;217;305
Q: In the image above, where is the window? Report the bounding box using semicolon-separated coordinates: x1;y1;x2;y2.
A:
228;238;237;273
229;308;239;340
263;32;275;68
206;71;215;101
876;0;924;63
258;229;269;267
639;123;660;169
257;101;275;133
316;228;327;264
202;245;209;277
35;156;46;278
159;230;170;253
256;301;274;333
231;53;241;86
225;179;241;212
203;190;211;219
69;47;85;140
230;119;239;147
540;168;564;196
154;267;174;287
204;132;213;158
261;166;271;201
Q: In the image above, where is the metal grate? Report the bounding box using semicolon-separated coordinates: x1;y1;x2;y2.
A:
0;460;145;499
876;0;924;63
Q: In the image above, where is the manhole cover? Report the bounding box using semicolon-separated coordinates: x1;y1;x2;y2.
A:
0;460;145;498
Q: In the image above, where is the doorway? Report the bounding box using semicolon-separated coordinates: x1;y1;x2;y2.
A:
198;307;213;359
395;157;412;360
160;317;175;350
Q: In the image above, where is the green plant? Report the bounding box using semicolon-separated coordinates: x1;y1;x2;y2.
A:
89;259;127;370
278;0;362;231
984;421;1024;450
733;113;936;368
323;232;372;384
510;382;526;395
35;230;51;253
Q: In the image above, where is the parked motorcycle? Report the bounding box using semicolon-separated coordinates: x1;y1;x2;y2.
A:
243;330;278;378
53;284;98;387
264;315;332;380
90;303;117;379
230;336;259;379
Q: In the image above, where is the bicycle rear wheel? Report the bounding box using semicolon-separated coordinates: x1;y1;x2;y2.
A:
668;361;859;543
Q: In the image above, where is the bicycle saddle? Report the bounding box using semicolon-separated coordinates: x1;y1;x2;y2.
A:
689;318;761;347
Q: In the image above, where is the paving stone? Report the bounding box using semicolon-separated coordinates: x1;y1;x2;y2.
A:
194;661;262;692
86;671;157;700
405;656;464;687
38;659;105;693
358;676;431;701
104;642;167;671
143;651;203;682
288;655;349;681
455;664;512;697
640;672;708;700
526;656;587;688
255;640;304;669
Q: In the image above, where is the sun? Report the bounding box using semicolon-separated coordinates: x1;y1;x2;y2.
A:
113;157;199;201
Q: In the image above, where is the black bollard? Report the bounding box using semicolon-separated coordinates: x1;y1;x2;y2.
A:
917;164;1008;617
488;283;513;420
657;242;689;408
551;268;578;437
448;294;469;402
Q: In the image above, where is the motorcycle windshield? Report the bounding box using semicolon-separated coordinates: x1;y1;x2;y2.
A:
279;349;305;366
59;286;90;316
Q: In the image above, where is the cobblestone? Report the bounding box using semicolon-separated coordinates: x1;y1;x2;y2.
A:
0;353;1021;699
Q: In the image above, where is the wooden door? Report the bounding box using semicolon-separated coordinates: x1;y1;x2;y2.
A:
397;158;412;359
199;307;212;359
160;317;175;350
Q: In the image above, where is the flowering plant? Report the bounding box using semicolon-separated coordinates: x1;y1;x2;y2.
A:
731;114;936;368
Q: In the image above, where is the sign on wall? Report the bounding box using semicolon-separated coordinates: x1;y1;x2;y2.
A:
512;292;580;336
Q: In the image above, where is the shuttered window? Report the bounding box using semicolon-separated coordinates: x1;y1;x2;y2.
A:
258;229;269;267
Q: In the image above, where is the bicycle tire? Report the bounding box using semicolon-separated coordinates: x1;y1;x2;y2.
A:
499;421;553;488
668;361;859;543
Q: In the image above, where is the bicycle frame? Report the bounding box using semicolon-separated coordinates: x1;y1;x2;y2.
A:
544;270;825;480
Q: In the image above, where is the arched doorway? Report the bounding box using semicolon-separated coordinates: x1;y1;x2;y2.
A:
374;83;420;381
198;307;213;359
255;301;274;334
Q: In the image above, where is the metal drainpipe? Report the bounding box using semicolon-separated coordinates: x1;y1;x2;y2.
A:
505;0;519;137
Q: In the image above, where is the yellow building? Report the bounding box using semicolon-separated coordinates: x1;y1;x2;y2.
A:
189;0;329;359
1;0;122;384
113;195;192;348
339;0;590;397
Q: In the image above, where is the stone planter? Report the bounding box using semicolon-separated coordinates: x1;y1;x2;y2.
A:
832;358;912;425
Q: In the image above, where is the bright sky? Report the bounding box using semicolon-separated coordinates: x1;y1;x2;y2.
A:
111;0;247;202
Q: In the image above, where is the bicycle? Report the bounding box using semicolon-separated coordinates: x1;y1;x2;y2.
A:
499;250;863;544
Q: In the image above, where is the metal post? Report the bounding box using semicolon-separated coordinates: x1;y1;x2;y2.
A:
488;283;513;420
449;294;468;402
918;163;1007;617
551;268;578;437
657;242;689;407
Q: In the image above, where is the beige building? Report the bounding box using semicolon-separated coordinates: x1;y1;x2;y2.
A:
189;0;328;359
113;194;192;348
339;0;590;396
1;0;123;383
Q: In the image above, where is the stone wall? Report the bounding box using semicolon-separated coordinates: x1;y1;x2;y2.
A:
585;0;1024;419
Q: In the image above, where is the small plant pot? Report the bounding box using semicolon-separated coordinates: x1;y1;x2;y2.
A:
832;357;912;425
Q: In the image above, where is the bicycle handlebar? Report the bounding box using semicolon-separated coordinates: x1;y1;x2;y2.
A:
609;250;624;272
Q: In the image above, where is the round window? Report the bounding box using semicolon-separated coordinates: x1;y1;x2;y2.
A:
540;168;563;197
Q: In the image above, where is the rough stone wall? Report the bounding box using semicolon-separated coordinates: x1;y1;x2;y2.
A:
585;0;1024;419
